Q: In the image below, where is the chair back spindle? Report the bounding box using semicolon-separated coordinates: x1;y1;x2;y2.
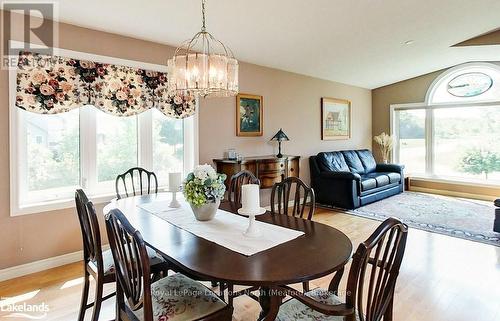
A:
271;177;316;220
345;217;408;321
228;170;260;208
115;167;158;199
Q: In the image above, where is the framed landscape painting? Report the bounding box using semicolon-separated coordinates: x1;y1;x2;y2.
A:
321;97;351;140
236;93;263;136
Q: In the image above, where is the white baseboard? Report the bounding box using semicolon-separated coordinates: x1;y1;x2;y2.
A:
0;250;84;282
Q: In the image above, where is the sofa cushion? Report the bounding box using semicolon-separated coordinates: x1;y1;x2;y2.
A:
316;152;350;172
361;178;377;191
356;149;377;173
364;173;391;187
378;172;401;184
342;150;365;174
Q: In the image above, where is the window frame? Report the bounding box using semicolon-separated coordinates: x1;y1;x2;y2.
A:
9;44;199;216
390;62;500;186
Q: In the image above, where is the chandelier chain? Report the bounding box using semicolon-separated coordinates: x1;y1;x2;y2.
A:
201;0;206;32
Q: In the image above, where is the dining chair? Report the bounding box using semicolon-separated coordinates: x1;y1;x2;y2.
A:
270;176;316;292
227;170;260;208
271;176;316;220
75;189;168;321
105;208;233;321
115;167;158;199
275;217;408;321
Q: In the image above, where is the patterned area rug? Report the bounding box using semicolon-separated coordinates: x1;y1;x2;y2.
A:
341;192;499;246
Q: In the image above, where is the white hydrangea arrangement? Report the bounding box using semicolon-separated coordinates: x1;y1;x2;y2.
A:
183;164;227;207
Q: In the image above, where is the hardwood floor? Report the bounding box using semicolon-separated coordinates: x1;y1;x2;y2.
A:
1;208;499;321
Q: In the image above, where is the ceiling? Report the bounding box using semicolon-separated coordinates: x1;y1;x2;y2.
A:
47;0;500;89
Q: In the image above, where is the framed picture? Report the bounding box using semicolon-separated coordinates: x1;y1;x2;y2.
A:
321;97;351;140
236;93;263;136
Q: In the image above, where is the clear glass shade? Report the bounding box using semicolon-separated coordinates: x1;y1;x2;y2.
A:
167;32;239;98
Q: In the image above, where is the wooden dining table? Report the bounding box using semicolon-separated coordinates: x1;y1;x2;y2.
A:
103;193;353;321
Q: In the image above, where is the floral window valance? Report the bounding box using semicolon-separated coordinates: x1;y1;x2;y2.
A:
15;51;195;118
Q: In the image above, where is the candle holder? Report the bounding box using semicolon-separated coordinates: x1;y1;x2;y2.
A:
238;208;266;237
168;172;182;208
169;190;181;208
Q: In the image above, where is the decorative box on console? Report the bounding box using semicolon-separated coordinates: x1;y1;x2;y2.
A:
213;155;300;189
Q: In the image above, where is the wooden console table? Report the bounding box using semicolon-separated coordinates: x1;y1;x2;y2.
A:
213;155;300;189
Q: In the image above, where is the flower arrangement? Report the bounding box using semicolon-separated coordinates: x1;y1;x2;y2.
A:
183;164;227;207
373;132;394;163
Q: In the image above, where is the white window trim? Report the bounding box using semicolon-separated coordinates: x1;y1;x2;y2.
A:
9;42;199;216
390;63;500;187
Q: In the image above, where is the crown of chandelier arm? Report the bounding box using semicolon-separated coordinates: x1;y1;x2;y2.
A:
167;0;239;98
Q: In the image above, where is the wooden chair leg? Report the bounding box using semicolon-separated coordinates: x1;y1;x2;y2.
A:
227;284;234;307
218;282;226;299
302;281;310;292
90;276;104;321
77;269;90;321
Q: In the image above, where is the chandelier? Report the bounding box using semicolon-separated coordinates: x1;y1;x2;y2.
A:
167;0;239;98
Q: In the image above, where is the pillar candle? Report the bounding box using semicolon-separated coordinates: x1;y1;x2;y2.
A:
241;184;260;212
168;172;182;192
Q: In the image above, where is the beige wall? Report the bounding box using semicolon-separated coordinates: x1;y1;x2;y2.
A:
199;62;372;192
0;14;371;269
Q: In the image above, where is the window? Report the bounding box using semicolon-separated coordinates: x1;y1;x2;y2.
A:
394;109;426;174
22;109;80;205
392;63;500;185
152;108;184;187
95;109;138;193
9;49;198;216
12;106;196;214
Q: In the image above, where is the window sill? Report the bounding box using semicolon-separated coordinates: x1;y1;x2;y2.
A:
407;174;500;188
11;187;170;216
12;193;117;216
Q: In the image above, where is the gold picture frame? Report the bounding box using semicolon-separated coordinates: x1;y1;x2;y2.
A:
321;97;351;140
236;93;263;136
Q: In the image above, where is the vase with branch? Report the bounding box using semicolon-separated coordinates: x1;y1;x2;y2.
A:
374;132;394;164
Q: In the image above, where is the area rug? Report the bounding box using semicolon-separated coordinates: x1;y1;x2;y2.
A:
337;192;499;246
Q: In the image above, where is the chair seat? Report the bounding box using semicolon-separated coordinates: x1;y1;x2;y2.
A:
95;247;165;276
135;273;227;321
277;289;360;321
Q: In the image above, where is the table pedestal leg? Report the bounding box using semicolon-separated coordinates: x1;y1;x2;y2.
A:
258;287;284;321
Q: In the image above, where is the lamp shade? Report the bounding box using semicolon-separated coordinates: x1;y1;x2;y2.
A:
270;128;290;142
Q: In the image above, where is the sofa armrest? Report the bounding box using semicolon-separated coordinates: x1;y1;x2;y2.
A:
320;171;361;181
376;163;404;173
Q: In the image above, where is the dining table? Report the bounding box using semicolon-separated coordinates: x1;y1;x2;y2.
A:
103;192;353;321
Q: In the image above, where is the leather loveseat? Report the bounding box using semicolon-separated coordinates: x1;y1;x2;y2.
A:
309;149;404;209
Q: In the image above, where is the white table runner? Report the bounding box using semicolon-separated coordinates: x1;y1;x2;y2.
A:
137;200;304;256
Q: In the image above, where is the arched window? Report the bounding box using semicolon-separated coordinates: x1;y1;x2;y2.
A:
426;62;500;104
392;62;500;185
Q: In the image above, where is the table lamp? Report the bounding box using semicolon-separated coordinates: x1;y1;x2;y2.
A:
270;128;290;158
